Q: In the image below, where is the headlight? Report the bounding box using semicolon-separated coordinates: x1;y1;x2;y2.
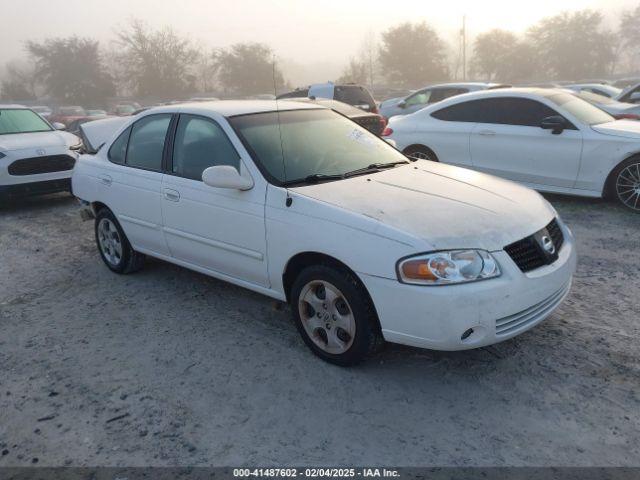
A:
397;250;500;286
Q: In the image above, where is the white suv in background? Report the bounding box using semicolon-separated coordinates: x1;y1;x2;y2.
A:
0;105;80;199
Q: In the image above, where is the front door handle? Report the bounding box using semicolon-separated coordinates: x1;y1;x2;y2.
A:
478;130;496;136
98;174;112;186
163;188;180;202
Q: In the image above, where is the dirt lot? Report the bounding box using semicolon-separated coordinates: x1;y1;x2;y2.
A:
0;192;638;467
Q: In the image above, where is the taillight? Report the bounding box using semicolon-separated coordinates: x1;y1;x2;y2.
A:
382;127;393;137
614;113;640;120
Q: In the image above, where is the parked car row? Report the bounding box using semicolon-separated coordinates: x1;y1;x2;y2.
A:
5;82;640;366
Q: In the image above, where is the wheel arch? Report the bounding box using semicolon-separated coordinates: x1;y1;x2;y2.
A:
402;144;439;161
602;152;640;198
282;251;383;333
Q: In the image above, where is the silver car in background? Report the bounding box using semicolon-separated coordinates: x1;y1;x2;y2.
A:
379;82;510;120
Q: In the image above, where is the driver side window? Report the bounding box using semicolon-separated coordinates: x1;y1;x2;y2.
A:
172;115;240;181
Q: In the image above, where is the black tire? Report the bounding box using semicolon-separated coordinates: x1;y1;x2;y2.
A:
94;208;145;274
403;145;438;162
608;156;640;213
290;264;383;366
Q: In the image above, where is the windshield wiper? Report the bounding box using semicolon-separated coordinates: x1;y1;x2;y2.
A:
282;173;344;186
282;161;410;186
344;160;410;178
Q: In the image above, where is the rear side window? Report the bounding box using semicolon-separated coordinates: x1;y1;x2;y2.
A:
108;127;131;165
126;114;172;171
429;88;468;103
432;97;560;127
277;89;309;99
334;86;375;108
172;115;240;181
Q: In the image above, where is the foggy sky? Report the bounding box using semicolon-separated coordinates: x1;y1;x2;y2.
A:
1;0;636;85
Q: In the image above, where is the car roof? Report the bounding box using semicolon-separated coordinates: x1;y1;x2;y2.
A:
140;100;325;117
288;98;373;117
419;82;508;90
0;104;27;109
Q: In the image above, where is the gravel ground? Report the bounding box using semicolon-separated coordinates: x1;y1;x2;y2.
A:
0;192;638;467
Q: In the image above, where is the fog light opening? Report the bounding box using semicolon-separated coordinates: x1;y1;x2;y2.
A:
461;328;474;341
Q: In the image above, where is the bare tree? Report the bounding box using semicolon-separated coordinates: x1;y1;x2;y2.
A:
213;43;286;97
115;20;199;99
0;61;38;101
379;22;449;88
527;10;616;80
619;4;640;72
27;36;115;105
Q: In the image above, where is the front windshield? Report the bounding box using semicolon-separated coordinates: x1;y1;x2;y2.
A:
595;85;623;97
0;109;53;135
230;109;407;184
547;93;614;125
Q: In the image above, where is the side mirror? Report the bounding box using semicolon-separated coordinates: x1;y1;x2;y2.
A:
202;165;253;191
540;115;566;135
398;101;407;109
52;122;66;130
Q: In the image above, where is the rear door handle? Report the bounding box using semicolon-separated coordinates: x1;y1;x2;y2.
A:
98;174;112;186
478;130;496;136
164;188;180;202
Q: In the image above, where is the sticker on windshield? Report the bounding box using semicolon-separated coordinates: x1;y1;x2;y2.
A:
346;128;377;149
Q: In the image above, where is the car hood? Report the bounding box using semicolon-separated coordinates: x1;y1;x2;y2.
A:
0;131;76;153
591;119;640;139
79;116;129;151
291;161;556;252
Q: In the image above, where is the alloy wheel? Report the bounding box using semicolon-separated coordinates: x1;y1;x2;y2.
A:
616;162;640;211
97;218;123;266
298;280;356;355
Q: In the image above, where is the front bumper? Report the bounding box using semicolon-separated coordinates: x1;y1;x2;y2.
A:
360;222;577;351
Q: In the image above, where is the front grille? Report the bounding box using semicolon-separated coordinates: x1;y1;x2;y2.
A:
495;281;571;336
504;218;564;273
547;218;564;252
8;155;76;176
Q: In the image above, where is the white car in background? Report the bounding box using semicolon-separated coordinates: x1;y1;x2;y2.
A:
0;105;80;198
72;100;575;365
379;83;510;120
565;83;623;99
567;90;640;120
386;88;640;212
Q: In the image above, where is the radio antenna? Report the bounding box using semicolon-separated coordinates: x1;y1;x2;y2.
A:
272;54;291;206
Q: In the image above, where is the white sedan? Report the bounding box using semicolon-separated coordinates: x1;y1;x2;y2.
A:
1;105;79;198
385;88;640;212
72;101;576;365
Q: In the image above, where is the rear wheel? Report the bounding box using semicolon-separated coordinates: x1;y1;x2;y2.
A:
291;265;383;366
403;145;438;162
95;209;145;273
610;157;640;212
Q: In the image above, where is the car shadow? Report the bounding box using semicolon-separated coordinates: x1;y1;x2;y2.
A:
0;192;75;214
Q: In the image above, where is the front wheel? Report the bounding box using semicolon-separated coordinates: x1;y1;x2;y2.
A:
291;265;383;366
611;157;640;212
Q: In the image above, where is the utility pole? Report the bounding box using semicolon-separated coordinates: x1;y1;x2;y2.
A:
462;15;467;81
